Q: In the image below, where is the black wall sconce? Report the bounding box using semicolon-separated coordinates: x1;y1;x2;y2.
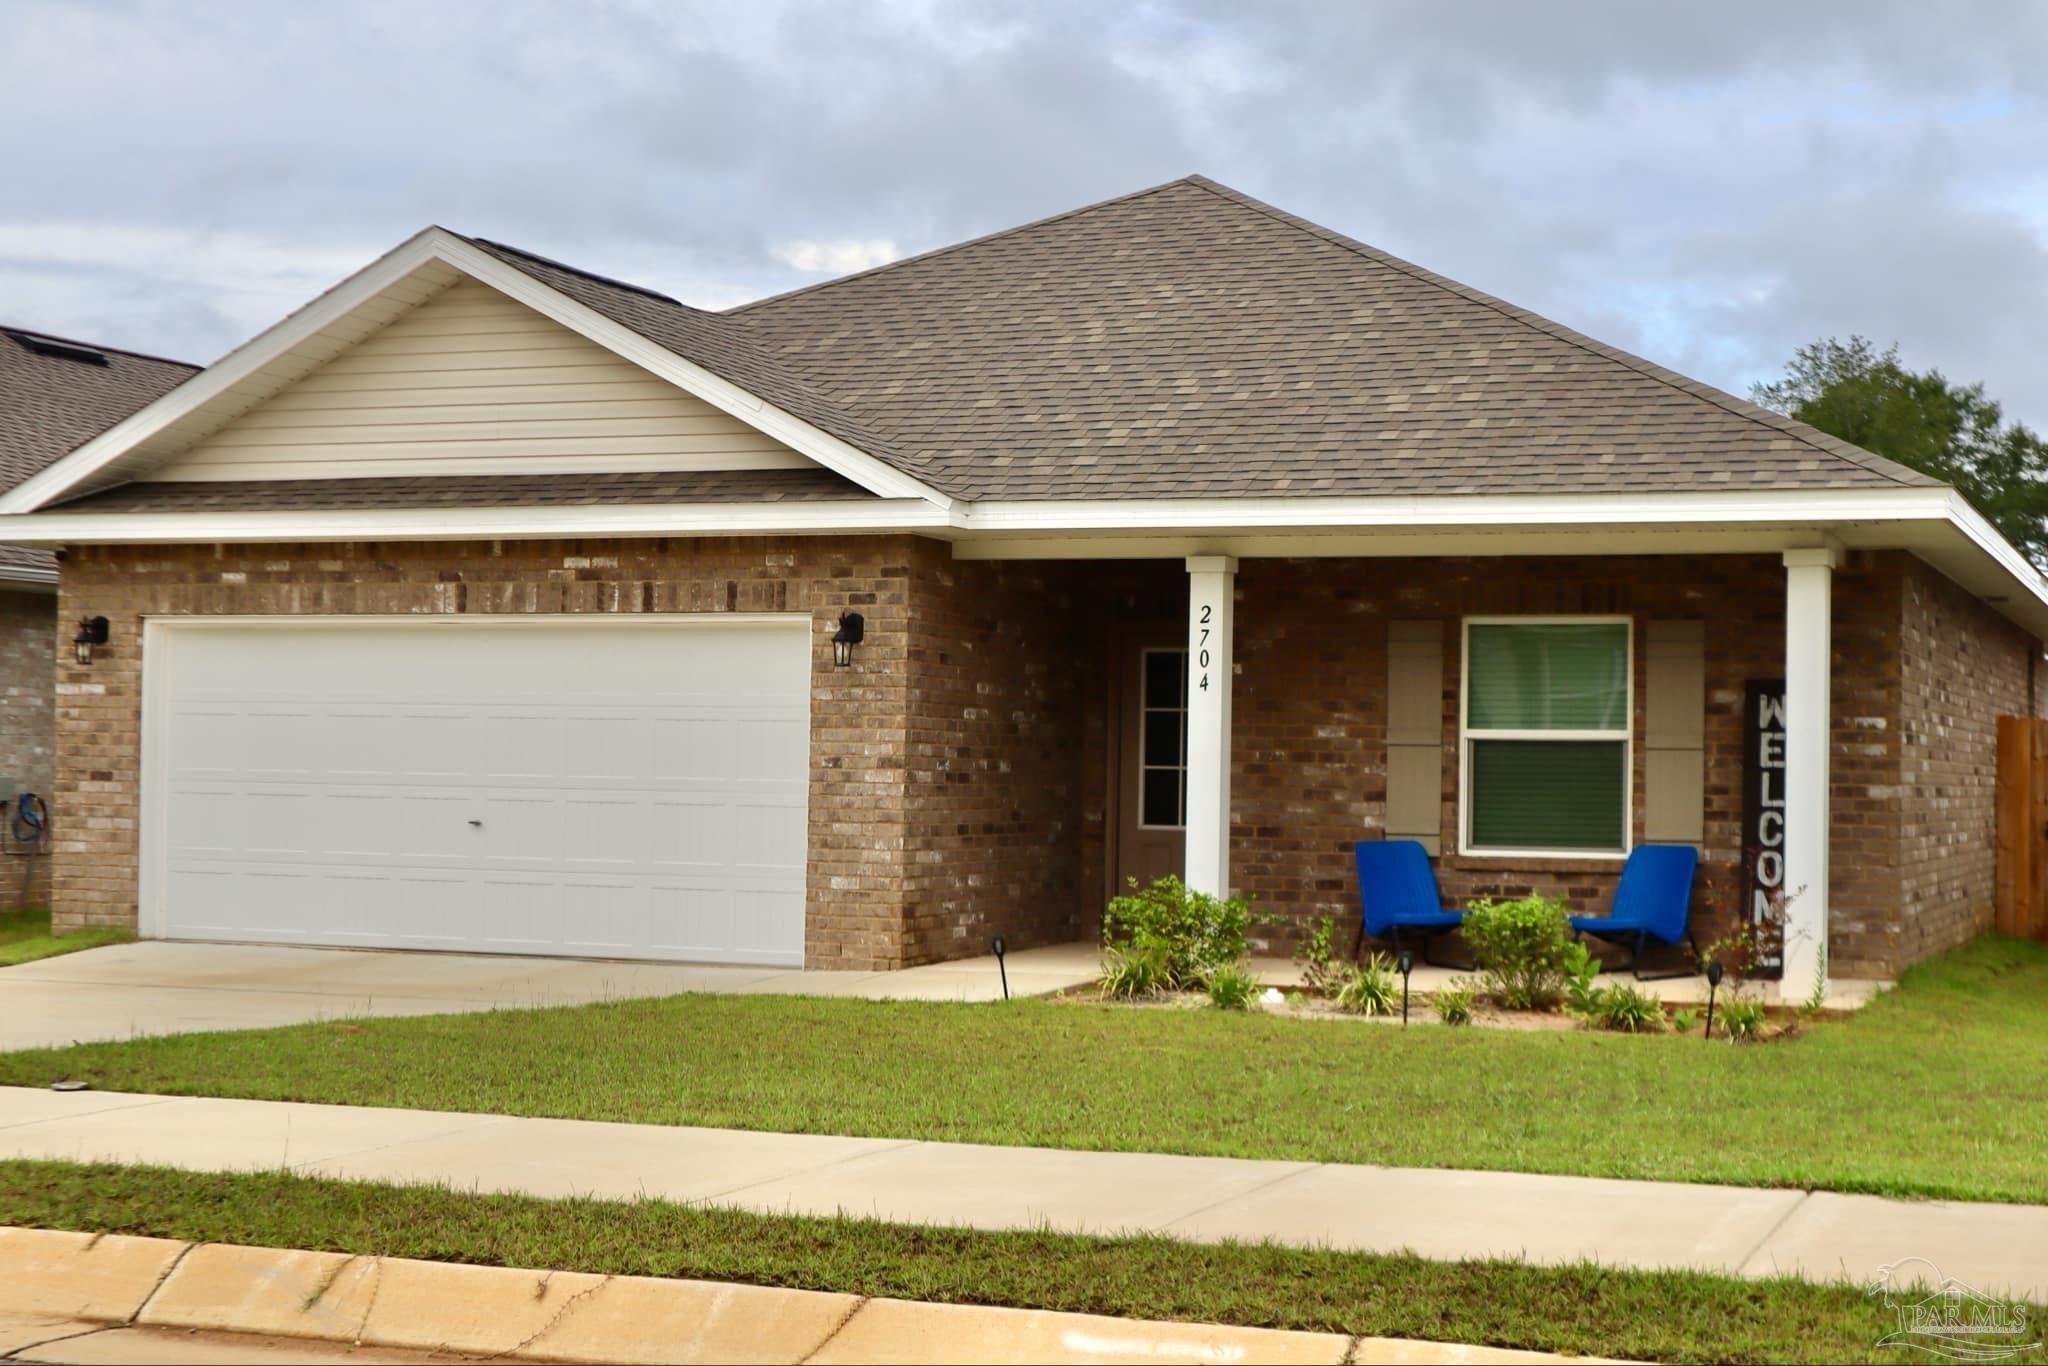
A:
72;615;108;666
830;610;865;668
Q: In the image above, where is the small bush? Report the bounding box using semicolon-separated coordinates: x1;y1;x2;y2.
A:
1334;953;1399;1016
1102;875;1256;990
1432;979;1476;1026
1205;960;1262;1011
1099;944;1169;999
1720;998;1768;1042
1462;894;1575;1010
1670;1005;1702;1036
1561;940;1603;1016
1585;982;1665;1033
1294;915;1346;994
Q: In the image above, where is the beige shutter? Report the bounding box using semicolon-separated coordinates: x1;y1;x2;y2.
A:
1644;620;1706;844
1385;620;1444;854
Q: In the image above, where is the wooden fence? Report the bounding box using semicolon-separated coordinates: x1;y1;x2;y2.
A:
1995;715;2048;941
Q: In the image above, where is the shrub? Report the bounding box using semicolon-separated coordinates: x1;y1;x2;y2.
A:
1586;982;1665;1033
1671;1005;1702;1036
1333;953;1399;1016
1462;894;1575;1010
1294;915;1345;994
1098;944;1169;999
1561;940;1603;1016
1432;978;1476;1026
1102;875;1256;990
1205;960;1261;1011
1720;998;1768;1043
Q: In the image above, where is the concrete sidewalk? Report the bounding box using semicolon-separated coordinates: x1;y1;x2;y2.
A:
2;1087;2041;1302
0;942;1096;1050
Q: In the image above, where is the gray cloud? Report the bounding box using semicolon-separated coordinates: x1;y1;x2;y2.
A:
3;0;2043;424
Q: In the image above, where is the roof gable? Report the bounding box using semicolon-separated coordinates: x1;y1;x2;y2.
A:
148;279;815;482
726;175;1937;501
0;230;948;514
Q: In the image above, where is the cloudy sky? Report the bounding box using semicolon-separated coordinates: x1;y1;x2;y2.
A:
4;0;2045;424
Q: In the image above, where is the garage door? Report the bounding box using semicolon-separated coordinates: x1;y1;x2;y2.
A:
142;617;811;965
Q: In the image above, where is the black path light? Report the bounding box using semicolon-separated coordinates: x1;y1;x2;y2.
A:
1704;960;1724;1041
991;935;1008;1000
1397;949;1414;1026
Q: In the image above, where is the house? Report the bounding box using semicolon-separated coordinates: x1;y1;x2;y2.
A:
0;328;196;908
0;176;2039;981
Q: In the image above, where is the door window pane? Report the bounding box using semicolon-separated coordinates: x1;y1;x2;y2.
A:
1139;649;1189;828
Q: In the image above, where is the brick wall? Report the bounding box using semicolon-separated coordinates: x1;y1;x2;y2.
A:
900;545;1087;961
0;589;54;909
1895;557;2038;966
52;537;932;967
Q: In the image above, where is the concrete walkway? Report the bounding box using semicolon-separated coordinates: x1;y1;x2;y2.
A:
2;1087;2040;1303
0;942;1098;1049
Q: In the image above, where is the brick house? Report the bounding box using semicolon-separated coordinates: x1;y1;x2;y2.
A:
0;328;195;908
1;177;2041;981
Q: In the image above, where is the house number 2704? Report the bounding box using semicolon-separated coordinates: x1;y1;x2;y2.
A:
1196;604;1212;691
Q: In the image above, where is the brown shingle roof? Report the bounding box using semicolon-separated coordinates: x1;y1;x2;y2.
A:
1;327;197;573
51;468;871;514
719;176;1935;501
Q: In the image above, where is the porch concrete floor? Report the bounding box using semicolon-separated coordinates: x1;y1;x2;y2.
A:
0;941;1102;1051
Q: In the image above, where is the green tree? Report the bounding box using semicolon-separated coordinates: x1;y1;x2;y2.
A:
1751;336;2048;566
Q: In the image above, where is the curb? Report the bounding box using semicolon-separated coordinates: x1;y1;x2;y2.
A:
0;1225;1614;1364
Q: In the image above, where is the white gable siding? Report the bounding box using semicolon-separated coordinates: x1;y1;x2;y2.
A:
153;281;811;481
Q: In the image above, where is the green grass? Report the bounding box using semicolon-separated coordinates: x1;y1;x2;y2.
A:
3;1160;2026;1366
0;907;131;967
3;935;2044;1203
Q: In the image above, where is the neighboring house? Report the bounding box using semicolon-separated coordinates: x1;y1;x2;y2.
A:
0;328;196;908
0;176;2040;980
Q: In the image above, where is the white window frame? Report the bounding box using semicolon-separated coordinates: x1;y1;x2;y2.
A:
1137;646;1190;831
1457;614;1633;860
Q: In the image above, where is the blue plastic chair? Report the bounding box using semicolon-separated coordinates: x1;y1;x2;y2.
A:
1568;844;1701;979
1352;839;1467;967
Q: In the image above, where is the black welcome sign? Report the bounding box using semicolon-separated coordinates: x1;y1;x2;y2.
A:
1740;678;1787;976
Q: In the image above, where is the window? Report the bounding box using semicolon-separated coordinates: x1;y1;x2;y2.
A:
1139;648;1188;828
1460;618;1631;856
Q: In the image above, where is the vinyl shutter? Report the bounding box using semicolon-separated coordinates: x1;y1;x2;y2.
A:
1386;620;1444;854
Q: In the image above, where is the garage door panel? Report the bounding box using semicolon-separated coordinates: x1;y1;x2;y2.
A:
151;619;809;965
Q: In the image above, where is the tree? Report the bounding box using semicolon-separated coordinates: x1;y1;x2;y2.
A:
1751;337;2048;567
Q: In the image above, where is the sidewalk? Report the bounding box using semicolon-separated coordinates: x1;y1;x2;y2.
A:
0;1227;1597;1365
3;1087;2042;1301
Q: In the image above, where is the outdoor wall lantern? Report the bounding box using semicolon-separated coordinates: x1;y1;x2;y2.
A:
72;615;108;666
830;610;865;668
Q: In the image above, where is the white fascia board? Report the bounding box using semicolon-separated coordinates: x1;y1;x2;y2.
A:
0;565;57;591
0;500;947;546
432;233;951;509
950;486;1960;533
1;228;951;515
0;229;453;515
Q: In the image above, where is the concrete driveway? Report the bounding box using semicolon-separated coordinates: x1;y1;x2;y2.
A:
0;941;1099;1051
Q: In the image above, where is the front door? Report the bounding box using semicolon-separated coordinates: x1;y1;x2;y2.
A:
1114;641;1188;893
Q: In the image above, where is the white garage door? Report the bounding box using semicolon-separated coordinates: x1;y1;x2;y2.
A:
142;617;811;965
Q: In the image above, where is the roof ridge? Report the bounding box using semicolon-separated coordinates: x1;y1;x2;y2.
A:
1;325;199;371
723;174;1209;318
1181;177;1939;490
460;235;702;311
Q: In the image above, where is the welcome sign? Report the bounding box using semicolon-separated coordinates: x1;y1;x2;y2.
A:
1741;678;1787;975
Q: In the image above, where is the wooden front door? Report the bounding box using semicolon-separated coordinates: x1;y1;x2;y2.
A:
1114;639;1188;893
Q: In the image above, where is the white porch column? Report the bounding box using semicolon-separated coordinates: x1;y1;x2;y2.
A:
1781;547;1837;989
1184;555;1237;897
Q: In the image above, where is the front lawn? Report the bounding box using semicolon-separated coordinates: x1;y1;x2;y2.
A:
1;935;2043;1203
0;907;132;967
3;1159;2021;1365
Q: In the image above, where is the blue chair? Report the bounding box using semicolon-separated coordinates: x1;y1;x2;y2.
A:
1568;844;1701;980
1353;839;1467;967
